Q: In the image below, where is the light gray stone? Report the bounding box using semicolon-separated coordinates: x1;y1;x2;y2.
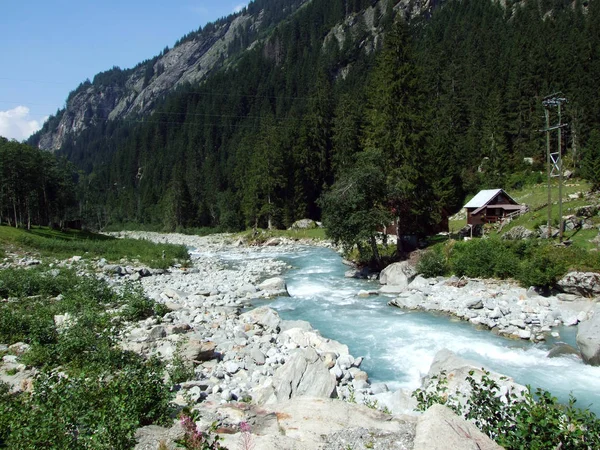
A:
558;272;600;297
271;348;337;401
414;404;503;450
577;312;600;365
257;277;289;297
379;261;417;291
241;306;281;331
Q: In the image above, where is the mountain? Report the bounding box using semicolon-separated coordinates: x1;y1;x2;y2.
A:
30;0;311;151
27;0;600;233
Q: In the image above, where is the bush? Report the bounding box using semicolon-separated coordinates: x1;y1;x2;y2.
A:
0;266;175;448
2;361;172;449
413;369;600;450
416;250;448;278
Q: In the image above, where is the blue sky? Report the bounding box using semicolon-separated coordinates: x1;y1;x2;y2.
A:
0;1;247;141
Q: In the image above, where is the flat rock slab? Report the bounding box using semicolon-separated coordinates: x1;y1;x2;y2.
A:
219;398;417;450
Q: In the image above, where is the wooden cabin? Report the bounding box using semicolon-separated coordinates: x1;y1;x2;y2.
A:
464;189;524;226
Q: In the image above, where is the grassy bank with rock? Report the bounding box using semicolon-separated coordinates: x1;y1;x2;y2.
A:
0;226;189;269
417;238;600;289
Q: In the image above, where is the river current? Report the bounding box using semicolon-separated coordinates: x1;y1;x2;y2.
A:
203;245;600;414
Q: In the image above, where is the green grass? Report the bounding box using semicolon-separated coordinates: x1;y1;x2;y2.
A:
0;225;189;268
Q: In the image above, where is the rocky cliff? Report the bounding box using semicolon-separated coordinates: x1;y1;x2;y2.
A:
31;0;439;151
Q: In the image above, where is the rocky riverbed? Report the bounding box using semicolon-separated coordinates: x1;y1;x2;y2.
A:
3;230;599;449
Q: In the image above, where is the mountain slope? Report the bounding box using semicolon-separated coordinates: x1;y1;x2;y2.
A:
28;0;600;234
30;0;312;151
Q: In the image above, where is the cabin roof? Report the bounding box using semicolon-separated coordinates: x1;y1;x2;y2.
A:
464;189;518;209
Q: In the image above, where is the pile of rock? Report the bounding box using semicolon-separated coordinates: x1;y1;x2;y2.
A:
380;263;596;343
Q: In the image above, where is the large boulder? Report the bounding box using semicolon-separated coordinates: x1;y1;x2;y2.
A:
217;397;416;450
261;348;337;403
502;225;535;240
257;277;289;297
379;261;417;291
413;404;503;450
180;339;217;364
240;306;281;332
557;272;600;297
423;349;526;406
576;311;600;365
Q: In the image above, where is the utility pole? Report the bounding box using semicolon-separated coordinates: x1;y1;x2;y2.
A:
541;93;568;242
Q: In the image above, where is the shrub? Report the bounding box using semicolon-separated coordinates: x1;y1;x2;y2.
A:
450;239;501;278
413;369;600;450
416;250;448;278
2;361;172;449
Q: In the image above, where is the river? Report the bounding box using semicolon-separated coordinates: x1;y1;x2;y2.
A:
209;244;600;415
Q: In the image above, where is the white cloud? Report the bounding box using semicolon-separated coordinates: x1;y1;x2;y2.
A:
233;3;247;13
0;106;46;141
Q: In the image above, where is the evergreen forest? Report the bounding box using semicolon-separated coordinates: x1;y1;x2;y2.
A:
0;138;77;229
26;0;600;240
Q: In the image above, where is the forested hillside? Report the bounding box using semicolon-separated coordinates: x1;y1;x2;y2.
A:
30;0;600;235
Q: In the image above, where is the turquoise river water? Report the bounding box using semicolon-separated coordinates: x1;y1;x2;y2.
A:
207;245;600;414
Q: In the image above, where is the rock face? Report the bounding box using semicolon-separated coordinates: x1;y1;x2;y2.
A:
34;3;311;151
558;272;600;297
379;261;417;291
289;219;318;230
217;398;417;450
413;404;503;450
270;348;337;402
577;311;600;365
502;225;535;240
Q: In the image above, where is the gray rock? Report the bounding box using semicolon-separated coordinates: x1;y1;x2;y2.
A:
389;293;425;310
413;404;503;450
379;261;417;290
289;219;318;230
180;340;217;363
257;277;289;297
547;343;580;359
465;298;483;309
241;306;281;332
147;326;167;341
557;272;600;297
104;264;123;275
134;422;186;450
280;319;313;332
224;361;240;374
271;348;337;401
502;226;535;240
577;312;600;365
250;347;266;365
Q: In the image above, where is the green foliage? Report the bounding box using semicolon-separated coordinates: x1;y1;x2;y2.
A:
582;129;600;191
3;361;171;449
0;138;77;230
178;415;224;450
416;250;448;278
168;343;196;385
0;267;174;448
413;369;600;450
0;225;189;268
443;238;582;287
320;152;391;264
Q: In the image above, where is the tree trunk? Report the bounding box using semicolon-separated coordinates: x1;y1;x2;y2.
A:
369;235;381;267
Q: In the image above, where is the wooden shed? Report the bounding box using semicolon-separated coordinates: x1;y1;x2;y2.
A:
464;189;524;226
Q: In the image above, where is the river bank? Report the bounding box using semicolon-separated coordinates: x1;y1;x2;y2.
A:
7;229;593;448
